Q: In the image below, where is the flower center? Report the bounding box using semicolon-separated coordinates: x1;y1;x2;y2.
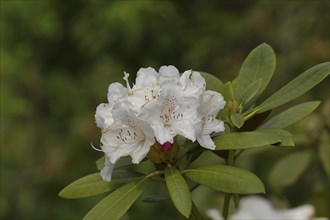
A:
160;96;183;124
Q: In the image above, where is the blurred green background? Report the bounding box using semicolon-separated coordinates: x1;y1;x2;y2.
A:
1;0;329;219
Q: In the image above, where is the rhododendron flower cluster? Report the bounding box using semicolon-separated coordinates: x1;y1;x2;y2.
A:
95;65;226;181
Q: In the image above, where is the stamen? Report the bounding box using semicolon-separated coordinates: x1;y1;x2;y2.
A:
90;142;103;152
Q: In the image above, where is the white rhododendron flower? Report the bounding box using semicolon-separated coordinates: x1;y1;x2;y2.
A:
206;196;324;220
139;80;199;144
101;101;155;164
95;65;226;181
196;91;226;149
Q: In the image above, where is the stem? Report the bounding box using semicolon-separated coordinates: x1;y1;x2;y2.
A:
222;150;235;220
234;194;240;208
189;201;204;220
234;149;245;160
222;194;231;220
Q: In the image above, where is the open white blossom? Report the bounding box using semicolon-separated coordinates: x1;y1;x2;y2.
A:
139;80;199;144
206;196;325;220
196;91;226;149
126;67;160;112
101;101;155;165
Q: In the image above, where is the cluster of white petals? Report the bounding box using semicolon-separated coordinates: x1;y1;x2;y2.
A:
207;196;322;220
95;65;226;181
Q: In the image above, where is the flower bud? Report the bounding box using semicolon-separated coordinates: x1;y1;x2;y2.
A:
147;140;179;165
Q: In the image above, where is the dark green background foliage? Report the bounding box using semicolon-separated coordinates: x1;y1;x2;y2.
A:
1;1;329;219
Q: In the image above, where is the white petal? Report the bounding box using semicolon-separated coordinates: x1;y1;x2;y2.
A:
153;125;175;144
173;119;196;142
135;67;158;88
139;100;163;127
111;101;135;126
126;89;146;112
159;65;180;77
130;142;150;164
107;82;128;104
231;196;282;220
197;134;216;150
280;204;315;220
95;103;114;129
100;155;115;182
159;65;180;83
199;91;226;116
206;209;224;220
203;119;225;134
180;70;206;98
109;143;139;163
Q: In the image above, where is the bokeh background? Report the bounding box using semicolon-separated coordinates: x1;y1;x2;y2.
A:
1;0;329;219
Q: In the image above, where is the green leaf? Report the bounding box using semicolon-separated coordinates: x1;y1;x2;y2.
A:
269;151;312;188
213;131;281;150
83;179;147;220
232;43;276;103
96;156;136;171
256;129;294;147
110;170;145;184
218;82;234;102
96;156;105;171
58;173;117;199
165;165;192;218
184;165;265;194
59;170;144;199
319;131;330;177
260;101;320;129
230;113;244;128
256;62;329;113
240;79;262;106
199;72;223;92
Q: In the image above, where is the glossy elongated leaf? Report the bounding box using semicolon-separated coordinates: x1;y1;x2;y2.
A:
83;179;147;220
256;62;329;113
58;173;117;199
269;151;312;188
199;72;223;92
214;131;281;150
319;131;330;177
59;170;144;199
260;101;320;129
110;170;145;184
256;129;294;147
96;156;136;171
218;82;234;102
240;79;262;106
230;113;244;128
96;156;105;170
184;165;265;194
165;165;192;218
233;43;276;103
